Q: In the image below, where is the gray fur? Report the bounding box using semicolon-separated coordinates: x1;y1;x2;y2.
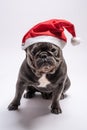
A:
8;42;71;114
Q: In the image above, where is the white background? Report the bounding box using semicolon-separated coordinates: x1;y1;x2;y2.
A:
0;0;87;130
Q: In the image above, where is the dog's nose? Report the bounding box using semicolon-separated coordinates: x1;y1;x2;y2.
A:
41;54;47;59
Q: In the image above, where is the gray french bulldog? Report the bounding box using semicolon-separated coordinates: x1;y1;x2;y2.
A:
8;42;70;114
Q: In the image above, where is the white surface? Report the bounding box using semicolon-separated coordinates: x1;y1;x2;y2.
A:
0;0;87;130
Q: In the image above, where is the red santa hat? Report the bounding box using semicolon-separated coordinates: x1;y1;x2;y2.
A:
22;19;80;49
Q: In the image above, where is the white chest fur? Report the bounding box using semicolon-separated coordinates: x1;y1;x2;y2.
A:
38;74;50;88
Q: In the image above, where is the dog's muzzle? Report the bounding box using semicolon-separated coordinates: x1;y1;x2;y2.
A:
35;52;56;73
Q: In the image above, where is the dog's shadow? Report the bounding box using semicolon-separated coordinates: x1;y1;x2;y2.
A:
16;93;51;128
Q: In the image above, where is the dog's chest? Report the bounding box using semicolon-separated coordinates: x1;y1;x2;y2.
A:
38;74;50;88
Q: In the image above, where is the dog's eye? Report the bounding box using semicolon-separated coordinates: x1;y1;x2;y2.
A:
51;48;56;52
32;50;35;55
32;49;38;55
51;48;58;56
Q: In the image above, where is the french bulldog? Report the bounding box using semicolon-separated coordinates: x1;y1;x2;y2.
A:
8;42;70;114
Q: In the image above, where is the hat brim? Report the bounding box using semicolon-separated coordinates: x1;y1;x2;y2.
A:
22;35;66;50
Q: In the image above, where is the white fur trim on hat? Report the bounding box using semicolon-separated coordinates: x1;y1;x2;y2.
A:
22;35;66;50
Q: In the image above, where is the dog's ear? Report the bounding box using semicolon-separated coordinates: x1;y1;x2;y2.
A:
24;48;27;53
58;48;63;58
26;48;33;58
55;48;63;64
25;48;35;69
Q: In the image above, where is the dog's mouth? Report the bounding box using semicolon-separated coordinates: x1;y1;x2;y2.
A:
35;59;56;74
39;65;56;73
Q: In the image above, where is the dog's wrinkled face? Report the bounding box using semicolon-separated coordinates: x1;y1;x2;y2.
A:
26;42;63;74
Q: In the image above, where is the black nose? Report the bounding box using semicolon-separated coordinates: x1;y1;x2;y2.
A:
41;54;47;59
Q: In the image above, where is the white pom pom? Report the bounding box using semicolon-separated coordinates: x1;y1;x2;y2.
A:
71;37;80;46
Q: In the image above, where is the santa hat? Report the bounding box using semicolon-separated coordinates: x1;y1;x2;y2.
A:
22;19;80;49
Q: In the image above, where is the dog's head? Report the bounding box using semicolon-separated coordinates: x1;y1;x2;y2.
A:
25;42;63;75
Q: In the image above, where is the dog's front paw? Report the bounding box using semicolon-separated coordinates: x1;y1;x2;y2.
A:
51;106;62;114
51;103;62;114
8;103;18;111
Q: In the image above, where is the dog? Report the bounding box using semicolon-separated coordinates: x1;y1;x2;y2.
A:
8;42;70;114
